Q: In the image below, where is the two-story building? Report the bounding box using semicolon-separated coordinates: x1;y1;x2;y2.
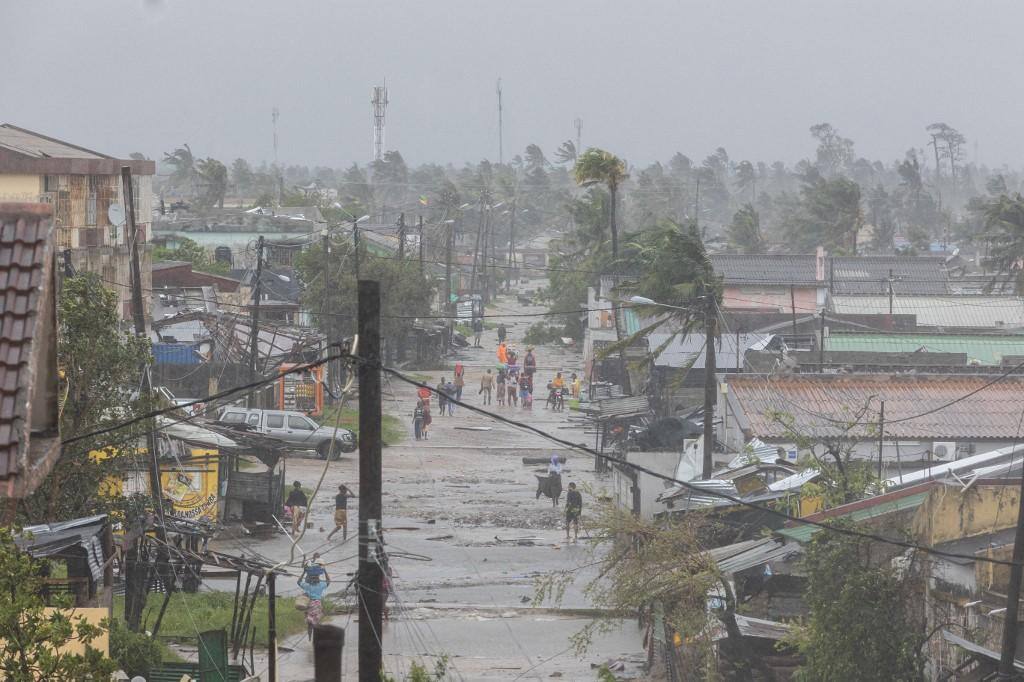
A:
0;124;155;319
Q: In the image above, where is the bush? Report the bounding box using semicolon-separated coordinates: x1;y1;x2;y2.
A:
522;322;566;346
108;619;162;677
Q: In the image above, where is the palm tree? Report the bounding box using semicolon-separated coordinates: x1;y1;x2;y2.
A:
196;158;228;208
982;193;1024;292
553;140;578;165
163;144;196;196
574;149;628;258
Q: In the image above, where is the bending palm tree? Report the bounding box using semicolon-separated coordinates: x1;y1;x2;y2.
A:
574;149;628;258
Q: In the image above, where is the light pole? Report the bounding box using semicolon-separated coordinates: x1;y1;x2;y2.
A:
629;295;717;480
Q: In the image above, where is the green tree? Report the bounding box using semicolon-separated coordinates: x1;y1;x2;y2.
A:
163;144;196;196
784;170;864;253
726;204;765;254
0;526;118;680
793;521;924;681
230;158;254;195
196;157;228;208
981;192;1024;291
810;123;855;177
574;148;628;258
553;139;578;165
154;237;228;275
20;274;153;523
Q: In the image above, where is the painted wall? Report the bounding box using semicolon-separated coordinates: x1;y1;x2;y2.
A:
721;284;820;312
913;483;1020;546
40;607;110;657
0;173;41;200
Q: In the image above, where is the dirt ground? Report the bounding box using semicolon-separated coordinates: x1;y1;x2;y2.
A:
198;290;648;681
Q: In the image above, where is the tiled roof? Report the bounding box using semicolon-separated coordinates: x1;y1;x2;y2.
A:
831;295;1024;329
826;332;1024;365
831;256;949;295
0;203;59;496
725;373;1024;441
710;254;817;285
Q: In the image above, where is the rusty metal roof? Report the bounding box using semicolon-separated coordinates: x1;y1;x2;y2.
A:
0;124;154;176
726;373;1024;441
0;203;59;497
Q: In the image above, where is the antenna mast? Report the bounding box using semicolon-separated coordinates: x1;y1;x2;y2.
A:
272;107;281;205
372;83;388;162
574;117;583;155
497;78;503;165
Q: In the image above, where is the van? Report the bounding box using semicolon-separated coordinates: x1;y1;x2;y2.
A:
217;408;356;459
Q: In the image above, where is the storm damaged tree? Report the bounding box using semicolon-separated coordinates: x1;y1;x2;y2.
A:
792;521;925;681
726;204;765;254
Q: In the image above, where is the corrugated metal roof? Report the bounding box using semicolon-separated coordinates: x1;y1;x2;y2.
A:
827;332;1024;365
709;536;802;574
831;256;949;295
659;478;739;508
726;374;1024;441
942;630;1024;671
579;395;650;421
650;332;771;369
711;614;792;642
726;438;780;468
0;124;110;160
885;443;1024;489
710;254;817;285
776;491;930;543
768;468;822;492
831;295;1024;329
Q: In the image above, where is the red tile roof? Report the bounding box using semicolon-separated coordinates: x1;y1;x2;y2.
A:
0;203;59;498
726;373;1024;441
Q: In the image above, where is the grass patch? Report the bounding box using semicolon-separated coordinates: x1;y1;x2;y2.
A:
113;591;309;648
321;406;405;446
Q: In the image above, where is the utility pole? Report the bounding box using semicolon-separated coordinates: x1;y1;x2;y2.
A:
702;295;717;480
789;285;797;336
121;166;167;631
247;236;265;408
353;217;361;281
397;213;405;260
469;201;485;296
887;268;895;316
445;220;454;353
267;571;277;682
272;108;281;206
877;401;885;481
818;309;826;372
574;117;583;155
998;458;1024;677
418;215;424;277
357;280;384;682
322;228;334;400
506;196;517;291
497;78;503;165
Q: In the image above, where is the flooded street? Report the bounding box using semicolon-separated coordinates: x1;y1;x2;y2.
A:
208;292;648;680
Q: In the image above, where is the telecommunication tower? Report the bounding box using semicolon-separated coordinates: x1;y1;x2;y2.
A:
371;83;388;162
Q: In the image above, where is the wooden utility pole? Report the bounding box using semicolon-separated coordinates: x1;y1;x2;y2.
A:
998;461;1024;677
121;166;167;632
702;295;717;480
322;229;334;400
418;215;424;277
469;203;485;296
789;285;798;336
353;216;361;281
445;221;454;353
357;280;384;682
887;268;895;316
267;571;277;682
506;197;517;291
818;310;826;372
397;213;405;260
247;236;265;408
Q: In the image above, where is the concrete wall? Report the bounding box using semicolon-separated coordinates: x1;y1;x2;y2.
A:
722;284;820;312
0;173;40;200
913;483;1020;546
612;450;681;519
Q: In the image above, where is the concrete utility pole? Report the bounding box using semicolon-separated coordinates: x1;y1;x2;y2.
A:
506;196;517;291
998;461;1024;677
267;571;277;682
418;215;424;277
445;219;454;353
247;236;265;408
497;78;504;165
314;624;345;681
357;280;384;682
353;216;361;281
818;310;826;372
397;212;405;260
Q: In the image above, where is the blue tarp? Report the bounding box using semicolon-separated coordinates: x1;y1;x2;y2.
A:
152;343;202;365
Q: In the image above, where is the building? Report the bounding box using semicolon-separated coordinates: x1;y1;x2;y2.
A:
825;332;1024;366
830;294;1024;330
0;125;155;319
0;203;60;502
721;374;1024;474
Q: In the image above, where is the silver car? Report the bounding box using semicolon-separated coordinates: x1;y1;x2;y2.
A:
217;408;356;459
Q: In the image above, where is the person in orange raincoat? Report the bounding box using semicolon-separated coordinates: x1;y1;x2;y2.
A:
497;341;508;364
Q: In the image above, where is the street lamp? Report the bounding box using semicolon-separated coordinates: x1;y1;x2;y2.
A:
628;293;717;480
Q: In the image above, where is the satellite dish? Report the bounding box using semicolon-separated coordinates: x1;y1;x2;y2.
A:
108;203;126;227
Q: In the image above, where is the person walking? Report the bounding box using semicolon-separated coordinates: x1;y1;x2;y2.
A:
496;366;507;406
454;363;466;403
497;323;507;344
565;482;582;542
571;372;581;400
519;373;532;409
436;377;448;416
472;318;484;347
412;399;426;440
285;481;308;535
421;399;432;439
523;347;537;392
443;379;457;416
479;369;494;405
327;483;356;541
298;566;329;639
496;341;508;365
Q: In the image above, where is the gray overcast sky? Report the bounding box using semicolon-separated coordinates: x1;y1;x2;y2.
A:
3;0;1023;169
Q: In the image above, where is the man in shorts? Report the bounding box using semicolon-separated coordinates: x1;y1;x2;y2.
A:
327;483;356;541
565;482;582;542
285;481;308;535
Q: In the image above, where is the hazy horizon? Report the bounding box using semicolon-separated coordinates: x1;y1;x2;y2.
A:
3;0;1023;170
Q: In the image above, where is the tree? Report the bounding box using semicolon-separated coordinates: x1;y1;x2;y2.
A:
926;122;966;179
734;160;757;202
0;526;118;680
793;521;925;681
783;170;863;253
553;140;578;165
196;157;228;208
154;236;228;275
810;123;855;177
230;158;254;195
981;192;1024;291
163;144;196;196
866;184;896;252
726;204;765;254
574;148;628;258
20;274;153;523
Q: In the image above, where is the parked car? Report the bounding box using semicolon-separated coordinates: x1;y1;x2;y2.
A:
216;408;356;459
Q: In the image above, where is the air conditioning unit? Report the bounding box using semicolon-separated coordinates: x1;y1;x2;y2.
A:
932;442;957;461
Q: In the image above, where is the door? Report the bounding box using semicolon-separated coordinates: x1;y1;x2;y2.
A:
198;629;228;682
288;415;318;447
263;413;293;443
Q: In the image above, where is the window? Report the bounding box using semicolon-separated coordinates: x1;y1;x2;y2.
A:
246;413;260;426
221;412;245;424
266;415;284;429
289;416;314;431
